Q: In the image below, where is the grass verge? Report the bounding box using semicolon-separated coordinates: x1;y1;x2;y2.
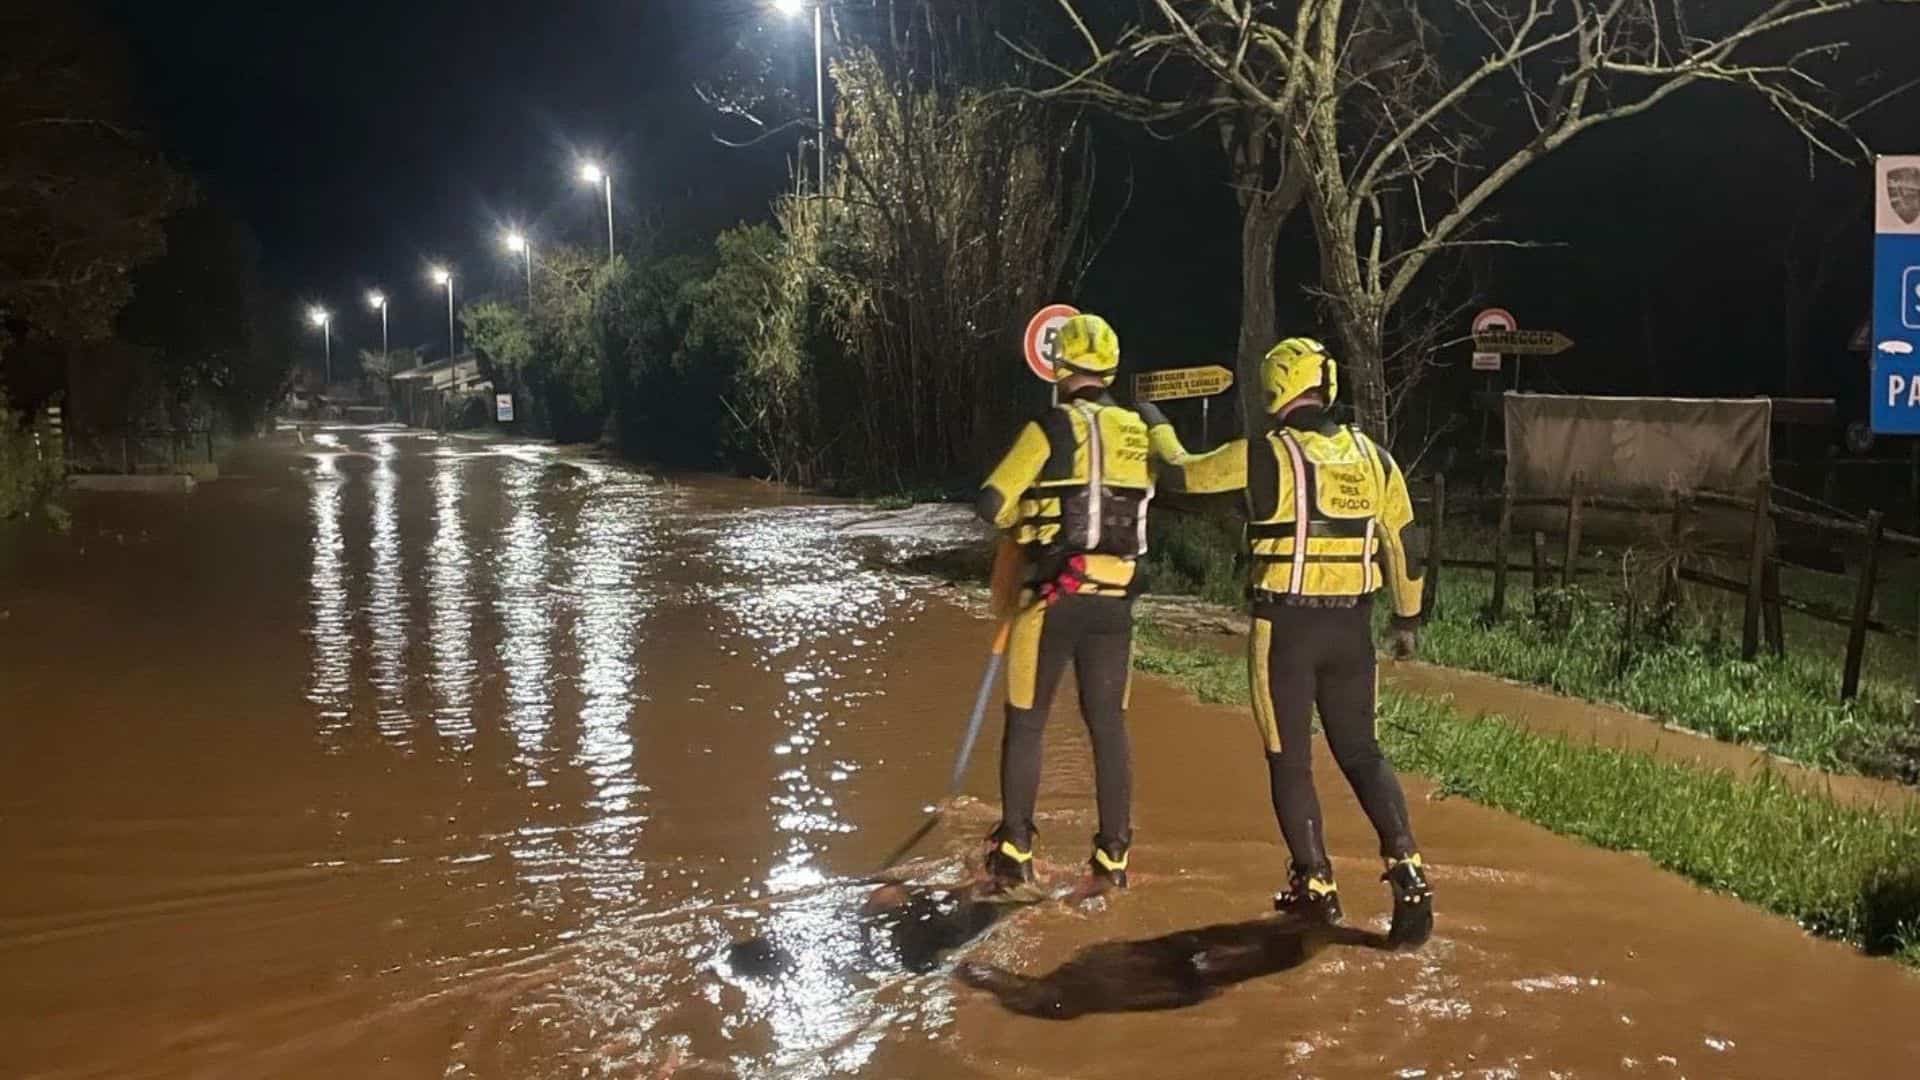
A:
1133;622;1920;966
1143;506;1920;785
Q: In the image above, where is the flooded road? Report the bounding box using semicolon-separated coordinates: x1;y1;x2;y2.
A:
4;428;1919;1078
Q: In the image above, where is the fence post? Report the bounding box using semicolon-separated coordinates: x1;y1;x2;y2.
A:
1658;490;1686;612
1530;530;1548;618
1560;471;1585;591
1910;442;1919;528
1742;479;1771;661
1912;584;1919;726
1427;474;1447;621
1487;487;1512;623
1763;560;1785;659
121;435;131;475
1841;510;1885;701
206;430;214;463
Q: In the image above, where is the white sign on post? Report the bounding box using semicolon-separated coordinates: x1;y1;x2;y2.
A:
1472;351;1503;372
496;394;514;423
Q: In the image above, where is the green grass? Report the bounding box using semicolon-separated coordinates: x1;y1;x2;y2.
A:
1132;623;1920;966
1142;507;1920;785
1420;571;1920;784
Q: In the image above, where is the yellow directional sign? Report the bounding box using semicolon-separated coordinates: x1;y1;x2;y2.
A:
1133;365;1234;402
1473;329;1574;355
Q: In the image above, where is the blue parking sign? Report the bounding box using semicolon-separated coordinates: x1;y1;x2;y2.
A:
1872;156;1920;434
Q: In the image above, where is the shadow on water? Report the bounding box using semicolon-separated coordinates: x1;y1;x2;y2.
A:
956;917;1390;1020
725;882;1038;979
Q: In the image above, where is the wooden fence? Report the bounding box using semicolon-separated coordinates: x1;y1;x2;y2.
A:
1415;473;1920;715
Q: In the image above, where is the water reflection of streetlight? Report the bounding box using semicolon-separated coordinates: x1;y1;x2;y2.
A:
772;0;828;194
307;306;332;387
502;230;534;310
577;162;614;260
429;265;456;360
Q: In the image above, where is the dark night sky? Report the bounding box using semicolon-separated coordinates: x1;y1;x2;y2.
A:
104;0;796;356
99;0;1920;422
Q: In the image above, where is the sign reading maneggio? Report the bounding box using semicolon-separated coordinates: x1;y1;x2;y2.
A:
1023;303;1079;383
1872;155;1920;434
1473;329;1573;356
1133;365;1234;403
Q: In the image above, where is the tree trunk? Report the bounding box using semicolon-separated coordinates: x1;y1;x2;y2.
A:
1235;191;1289;437
1339;316;1391;447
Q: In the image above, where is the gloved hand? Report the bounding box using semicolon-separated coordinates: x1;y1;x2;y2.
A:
1385;616;1419;660
1136;401;1170;428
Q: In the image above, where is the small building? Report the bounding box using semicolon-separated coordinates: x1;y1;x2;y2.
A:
391;354;492;429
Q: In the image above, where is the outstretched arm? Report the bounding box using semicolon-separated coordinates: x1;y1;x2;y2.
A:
1138;402;1248;495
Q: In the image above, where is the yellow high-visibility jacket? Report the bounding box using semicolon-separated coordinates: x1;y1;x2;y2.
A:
1158;413;1422;619
975;391;1161;594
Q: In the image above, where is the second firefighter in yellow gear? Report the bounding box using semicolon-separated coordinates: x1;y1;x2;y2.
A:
1158;336;1432;945
973;312;1179;893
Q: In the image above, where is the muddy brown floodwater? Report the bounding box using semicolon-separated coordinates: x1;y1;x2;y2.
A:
4;428;1919;1079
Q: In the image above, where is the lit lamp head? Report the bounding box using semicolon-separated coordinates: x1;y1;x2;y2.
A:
430;266;452;288
503;231;528;254
773;0;807;15
307;306;329;328
367;291;386;311
578;162;604;185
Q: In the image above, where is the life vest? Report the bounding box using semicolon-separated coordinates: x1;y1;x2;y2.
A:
1013;399;1155;561
1246;423;1391;602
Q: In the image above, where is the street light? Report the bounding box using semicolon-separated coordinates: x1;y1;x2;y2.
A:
577;161;615;260
774;0;828;194
366;291;388;367
502;230;533;309
429;266;456;362
307;305;332;387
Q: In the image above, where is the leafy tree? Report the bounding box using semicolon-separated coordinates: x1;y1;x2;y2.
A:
0;3;187;394
528;246;615;442
118;203;289;431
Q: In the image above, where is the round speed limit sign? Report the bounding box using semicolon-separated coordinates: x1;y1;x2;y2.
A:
1023;303;1080;383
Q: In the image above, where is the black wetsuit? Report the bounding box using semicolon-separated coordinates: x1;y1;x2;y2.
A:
997;593;1134;849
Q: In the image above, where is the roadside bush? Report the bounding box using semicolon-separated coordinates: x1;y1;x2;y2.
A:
1;387;63;521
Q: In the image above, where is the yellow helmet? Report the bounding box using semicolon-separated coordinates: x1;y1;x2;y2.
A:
1054;313;1120;384
1261;336;1337;414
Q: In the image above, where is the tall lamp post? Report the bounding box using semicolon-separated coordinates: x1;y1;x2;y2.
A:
774;0;828;194
367;291;391;418
307;306;332;387
366;290;388;364
430;266;456;361
503;231;533;310
577;163;614;260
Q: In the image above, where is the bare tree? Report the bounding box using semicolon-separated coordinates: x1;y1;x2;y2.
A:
1010;7;1309;435
1039;0;1905;444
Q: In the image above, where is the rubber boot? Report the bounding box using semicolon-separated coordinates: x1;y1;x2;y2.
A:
1273;865;1343;924
984;824;1036;891
1383;853;1434;948
1088;834;1130;891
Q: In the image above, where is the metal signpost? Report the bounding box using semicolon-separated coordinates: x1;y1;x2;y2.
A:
1133;365;1235;445
1872;155;1920;435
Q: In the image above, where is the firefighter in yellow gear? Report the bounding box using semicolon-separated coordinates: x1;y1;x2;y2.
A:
974;313;1178;893
1156;336;1432;945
